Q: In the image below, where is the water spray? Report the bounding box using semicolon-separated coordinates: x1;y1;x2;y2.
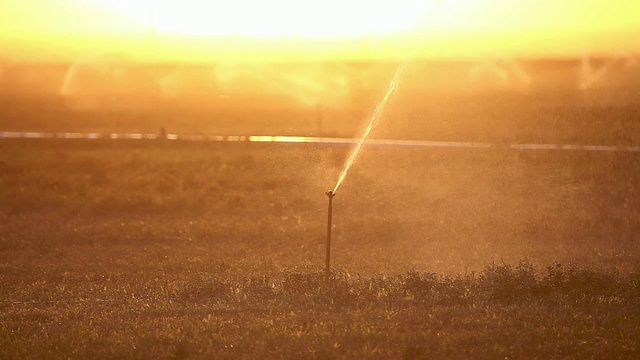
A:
323;62;407;281
319;0;441;282
332;62;406;194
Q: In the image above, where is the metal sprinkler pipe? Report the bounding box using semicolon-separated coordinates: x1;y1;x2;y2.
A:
325;189;335;282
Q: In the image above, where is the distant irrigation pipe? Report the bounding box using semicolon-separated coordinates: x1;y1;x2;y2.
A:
325;189;335;282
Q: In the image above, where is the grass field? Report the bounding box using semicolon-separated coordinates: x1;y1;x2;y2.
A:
1;59;640;358
1;135;639;358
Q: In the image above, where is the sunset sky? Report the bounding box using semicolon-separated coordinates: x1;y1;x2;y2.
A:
1;0;639;62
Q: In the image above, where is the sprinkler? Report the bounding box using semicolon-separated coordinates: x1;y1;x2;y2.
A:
322;62;406;282
317;3;433;281
325;189;335;282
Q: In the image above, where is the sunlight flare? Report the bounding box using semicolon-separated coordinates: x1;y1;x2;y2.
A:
87;0;434;38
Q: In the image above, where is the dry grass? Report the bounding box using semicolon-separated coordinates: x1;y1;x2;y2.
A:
0;137;639;358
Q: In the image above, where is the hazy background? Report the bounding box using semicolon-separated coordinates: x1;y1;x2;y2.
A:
1;0;639;135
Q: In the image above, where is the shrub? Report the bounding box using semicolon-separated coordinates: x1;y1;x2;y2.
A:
478;260;538;304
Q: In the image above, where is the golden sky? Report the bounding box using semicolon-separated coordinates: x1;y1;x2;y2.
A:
1;0;639;62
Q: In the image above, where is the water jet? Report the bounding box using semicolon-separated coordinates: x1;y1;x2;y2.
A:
323;62;406;281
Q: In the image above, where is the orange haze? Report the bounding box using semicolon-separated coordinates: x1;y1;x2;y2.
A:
1;0;639;62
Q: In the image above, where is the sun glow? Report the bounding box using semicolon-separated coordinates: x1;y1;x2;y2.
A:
88;0;434;38
2;0;639;61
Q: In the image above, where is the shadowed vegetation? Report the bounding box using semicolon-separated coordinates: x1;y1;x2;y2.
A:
1;263;639;359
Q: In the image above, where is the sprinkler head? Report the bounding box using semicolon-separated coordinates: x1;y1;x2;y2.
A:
325;189;335;198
